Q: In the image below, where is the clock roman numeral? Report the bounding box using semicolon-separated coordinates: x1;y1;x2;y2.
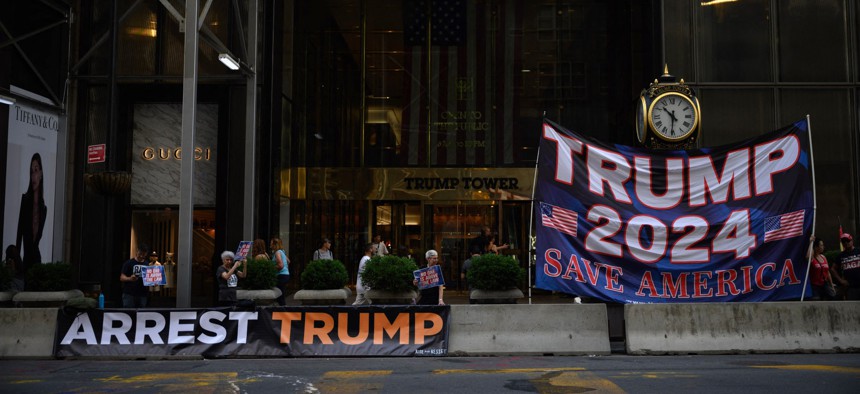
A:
683;121;690;127
655;121;663;127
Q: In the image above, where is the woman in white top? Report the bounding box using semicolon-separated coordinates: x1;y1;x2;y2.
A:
313;238;333;260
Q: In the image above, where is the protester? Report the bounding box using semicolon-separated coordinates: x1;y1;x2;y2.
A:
832;233;860;300
353;243;374;305
807;236;834;300
119;244;150;308
252;239;269;260
270;237;290;306
216;250;246;306
415;249;445;305
313;238;334;260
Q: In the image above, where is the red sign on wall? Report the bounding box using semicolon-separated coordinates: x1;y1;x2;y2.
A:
87;144;105;164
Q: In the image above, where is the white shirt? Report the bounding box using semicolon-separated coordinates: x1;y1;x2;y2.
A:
356;255;371;293
375;242;388;257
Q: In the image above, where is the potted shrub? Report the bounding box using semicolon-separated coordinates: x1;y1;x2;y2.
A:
236;257;281;306
467;254;526;304
13;262;84;307
363;255;418;304
294;259;351;305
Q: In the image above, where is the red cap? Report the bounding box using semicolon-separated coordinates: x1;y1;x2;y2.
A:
841;233;853;241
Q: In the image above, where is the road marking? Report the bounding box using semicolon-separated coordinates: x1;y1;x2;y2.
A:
95;372;240;392
531;371;625;393
317;370;392;393
434;367;586;375
96;372;237;383
752;365;860;374
612;371;699;379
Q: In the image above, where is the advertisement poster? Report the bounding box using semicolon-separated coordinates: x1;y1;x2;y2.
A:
3;101;58;269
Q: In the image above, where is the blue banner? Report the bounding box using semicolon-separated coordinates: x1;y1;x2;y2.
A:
535;119;814;303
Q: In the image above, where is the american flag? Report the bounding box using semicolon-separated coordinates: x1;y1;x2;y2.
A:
400;0;522;166
541;202;578;237
763;210;805;243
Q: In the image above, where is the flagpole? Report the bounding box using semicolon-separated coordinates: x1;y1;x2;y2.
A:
526;112;546;305
801;115;817;301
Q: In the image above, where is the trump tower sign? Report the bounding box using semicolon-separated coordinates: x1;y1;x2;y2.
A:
535;119;815;303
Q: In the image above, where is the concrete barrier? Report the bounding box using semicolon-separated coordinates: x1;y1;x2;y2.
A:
449;304;610;355
0;308;59;358
625;301;860;354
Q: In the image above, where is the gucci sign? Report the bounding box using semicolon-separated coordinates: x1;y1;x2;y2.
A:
141;147;212;161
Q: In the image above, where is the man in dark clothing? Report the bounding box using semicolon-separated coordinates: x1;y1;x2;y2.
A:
833;233;860;300
120;244;150;308
469;226;491;255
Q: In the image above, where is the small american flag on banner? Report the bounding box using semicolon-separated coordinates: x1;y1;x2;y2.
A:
541;202;578;237
764;210;805;243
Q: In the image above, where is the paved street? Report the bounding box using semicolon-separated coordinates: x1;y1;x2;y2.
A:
1;354;858;393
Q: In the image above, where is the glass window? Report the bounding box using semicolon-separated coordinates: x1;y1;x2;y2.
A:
663;1;694;81
697;0;772;82
778;0;848;82
696;88;774;147
780;88;856;243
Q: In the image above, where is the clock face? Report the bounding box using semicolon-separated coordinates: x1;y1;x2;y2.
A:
635;96;648;144
648;92;699;142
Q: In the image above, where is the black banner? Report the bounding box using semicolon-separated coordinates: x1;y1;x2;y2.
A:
54;306;449;358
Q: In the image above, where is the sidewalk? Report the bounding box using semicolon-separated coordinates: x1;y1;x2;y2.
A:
282;289;583;306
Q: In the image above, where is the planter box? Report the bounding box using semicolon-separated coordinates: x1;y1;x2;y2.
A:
0;291;15;307
470;288;524;304
12;289;84;307
293;288;352;305
236;287;282;307
366;289;417;305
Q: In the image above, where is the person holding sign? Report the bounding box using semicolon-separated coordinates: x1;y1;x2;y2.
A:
414;249;445;305
216;250;246;306
148;251;163;293
119;244;150;308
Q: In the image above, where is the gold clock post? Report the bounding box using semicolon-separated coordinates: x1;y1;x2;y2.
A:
636;65;701;150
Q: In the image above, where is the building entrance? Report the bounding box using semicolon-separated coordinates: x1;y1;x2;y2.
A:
423;203;498;292
130;208;216;307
